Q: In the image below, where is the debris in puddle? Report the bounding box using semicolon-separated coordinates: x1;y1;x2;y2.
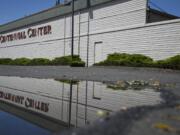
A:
153;123;176;133
107;80;129;90
165;114;180;121
106;80;163;91
149;80;161;90
117;80;129;89
120;107;128;111
71;132;77;135
175;105;180;110
129;80;149;90
96;110;110;118
164;83;176;89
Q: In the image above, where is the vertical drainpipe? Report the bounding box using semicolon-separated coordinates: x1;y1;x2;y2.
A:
64;16;66;56
78;12;81;56
145;0;149;23
86;0;90;67
71;0;75;57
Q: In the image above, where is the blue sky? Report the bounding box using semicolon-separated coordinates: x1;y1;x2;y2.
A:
149;0;180;17
0;0;180;25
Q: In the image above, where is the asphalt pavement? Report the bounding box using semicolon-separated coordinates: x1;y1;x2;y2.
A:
0;66;180;83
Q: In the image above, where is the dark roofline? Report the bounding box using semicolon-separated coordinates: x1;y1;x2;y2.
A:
0;0;113;34
149;8;179;19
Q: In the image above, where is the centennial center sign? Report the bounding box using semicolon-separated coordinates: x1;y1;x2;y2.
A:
0;25;52;44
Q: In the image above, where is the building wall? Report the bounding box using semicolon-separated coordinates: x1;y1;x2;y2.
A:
0;0;180;66
87;19;180;65
0;0;147;63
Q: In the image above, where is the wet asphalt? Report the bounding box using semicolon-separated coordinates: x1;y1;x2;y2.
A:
0;66;180;83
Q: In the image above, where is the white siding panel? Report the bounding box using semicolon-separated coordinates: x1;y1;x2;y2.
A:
65;16;72;38
88;20;180;65
90;9;146;32
80;12;89;23
0;40;65;59
92;0;146;19
80;22;88;35
79;36;88;63
64;39;71;56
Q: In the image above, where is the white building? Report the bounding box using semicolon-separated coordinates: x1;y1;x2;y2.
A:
0;0;179;66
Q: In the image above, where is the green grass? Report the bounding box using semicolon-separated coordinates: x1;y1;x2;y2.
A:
51;56;73;65
0;58;13;65
0;53;179;70
94;53;180;70
51;55;85;67
155;55;180;70
28;58;51;65
70;61;85;67
94;53;153;67
0;55;85;67
10;58;31;66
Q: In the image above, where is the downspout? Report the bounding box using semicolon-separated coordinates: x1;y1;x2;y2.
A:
86;0;90;67
64;16;66;56
78;12;81;56
145;0;149;23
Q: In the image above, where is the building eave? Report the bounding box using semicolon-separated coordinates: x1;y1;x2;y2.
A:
149;8;179;19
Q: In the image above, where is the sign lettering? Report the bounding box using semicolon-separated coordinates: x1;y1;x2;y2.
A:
0;25;52;44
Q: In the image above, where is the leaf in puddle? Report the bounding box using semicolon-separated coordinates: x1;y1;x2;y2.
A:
148;80;161;90
153;123;176;132
120;106;128;111
152;81;161;87
128;80;146;90
96;110;109;118
107;80;129;90
165;83;176;88
165;114;180;121
175;105;180;110
176;130;180;135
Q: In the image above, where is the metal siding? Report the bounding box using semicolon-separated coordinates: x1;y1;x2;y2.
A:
92;0;146;19
89;10;146;32
0;40;65;59
79;36;88;63
87;20;180;65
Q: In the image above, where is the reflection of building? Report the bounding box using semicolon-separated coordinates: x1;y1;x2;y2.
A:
0;0;180;66
0;76;162;128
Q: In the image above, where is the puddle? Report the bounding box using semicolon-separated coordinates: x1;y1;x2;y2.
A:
0;76;172;134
